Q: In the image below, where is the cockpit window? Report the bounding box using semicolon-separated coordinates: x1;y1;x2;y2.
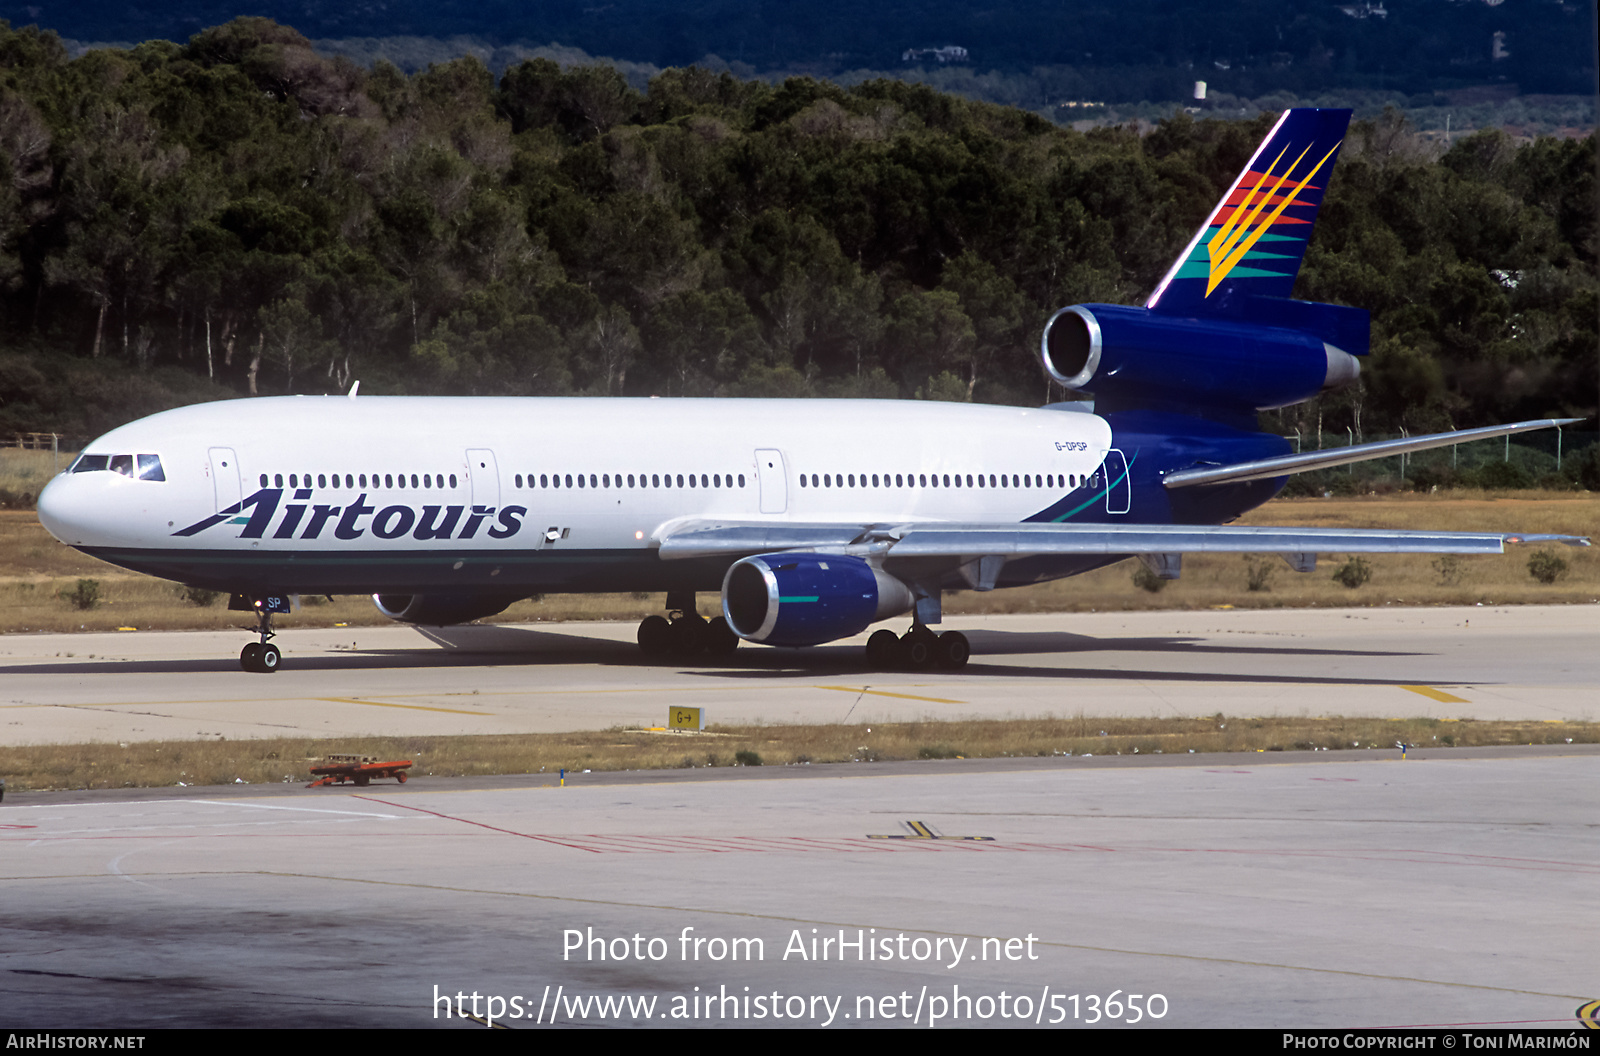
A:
67;453;164;480
70;454;109;473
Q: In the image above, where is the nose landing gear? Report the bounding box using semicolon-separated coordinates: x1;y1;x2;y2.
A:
233;594;290;672
240;640;280;673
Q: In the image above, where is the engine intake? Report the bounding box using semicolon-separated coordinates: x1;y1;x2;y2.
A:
1041;303;1360;412
722;553;913;647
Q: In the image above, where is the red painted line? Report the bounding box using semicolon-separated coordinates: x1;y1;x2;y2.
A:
352;795;605;853
789;836;900;852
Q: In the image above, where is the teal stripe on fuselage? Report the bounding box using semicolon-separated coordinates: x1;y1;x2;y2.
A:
1044;450;1137;523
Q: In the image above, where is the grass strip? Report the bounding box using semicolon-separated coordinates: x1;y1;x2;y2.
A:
3;715;1595;793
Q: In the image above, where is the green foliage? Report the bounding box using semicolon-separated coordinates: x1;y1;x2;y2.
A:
1431;555;1464;587
1526;551;1569;586
176;585;221;607
0;17;1590;438
916;371;970;403
1331;557;1372;590
1566;445;1600;491
1131;565;1168;594
1243;554;1275;592
64;579;101;610
1463;461;1534;491
733;750;763;766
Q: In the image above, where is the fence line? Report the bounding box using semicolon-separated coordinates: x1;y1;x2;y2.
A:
1278;428;1597;485
2;432;88;451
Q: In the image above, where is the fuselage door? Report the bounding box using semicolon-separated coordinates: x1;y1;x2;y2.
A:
1104;448;1131;515
207;447;242;514
466;449;500;511
755;449;787;514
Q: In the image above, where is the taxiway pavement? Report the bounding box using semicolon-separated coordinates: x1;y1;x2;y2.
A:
0;606;1594;746
4;606;1595;1029
3;747;1595;1029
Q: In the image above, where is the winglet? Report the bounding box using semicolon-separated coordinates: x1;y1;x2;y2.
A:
347;381;360;400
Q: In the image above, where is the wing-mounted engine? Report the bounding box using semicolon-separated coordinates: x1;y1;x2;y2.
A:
373;593;520;626
1039;303;1362;415
721;553;914;647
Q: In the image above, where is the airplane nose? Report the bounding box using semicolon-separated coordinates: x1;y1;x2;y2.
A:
36;472;87;545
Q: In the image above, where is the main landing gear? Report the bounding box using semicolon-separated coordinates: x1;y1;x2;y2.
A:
865;625;969;671
637;592;739;659
238;600;281;673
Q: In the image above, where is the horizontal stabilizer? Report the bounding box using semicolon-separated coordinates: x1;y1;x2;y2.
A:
1162;418;1585;489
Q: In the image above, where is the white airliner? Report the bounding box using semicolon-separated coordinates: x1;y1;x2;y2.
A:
36;109;1588;672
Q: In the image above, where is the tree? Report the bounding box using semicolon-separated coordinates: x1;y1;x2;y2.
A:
939;251;1032;399
258;293;331;393
882;288;975;398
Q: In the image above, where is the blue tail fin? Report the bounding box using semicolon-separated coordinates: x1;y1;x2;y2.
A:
1147;108;1351;317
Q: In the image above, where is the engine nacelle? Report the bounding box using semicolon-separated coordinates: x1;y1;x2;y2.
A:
1040;303;1360;412
372;593;519;626
721;553;914;647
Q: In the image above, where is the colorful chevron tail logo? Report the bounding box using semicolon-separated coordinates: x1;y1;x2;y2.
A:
1204;140;1341;296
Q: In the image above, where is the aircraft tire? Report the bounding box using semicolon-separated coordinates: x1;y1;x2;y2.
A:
704;616;740;656
671;614;709;655
638;615;673;655
900;629;937;670
865;629;900;670
935;631;970;670
240;643;263;672
259;644;281;673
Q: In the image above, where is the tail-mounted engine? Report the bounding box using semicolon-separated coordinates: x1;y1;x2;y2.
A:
722;553;913;647
1040;302;1362;414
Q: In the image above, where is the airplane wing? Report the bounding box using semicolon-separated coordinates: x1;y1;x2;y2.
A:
1162;418;1584;488
657;520;1590;561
